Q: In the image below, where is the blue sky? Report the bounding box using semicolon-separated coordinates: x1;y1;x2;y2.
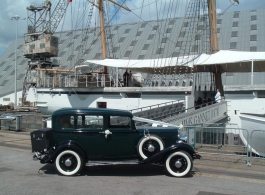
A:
0;0;265;57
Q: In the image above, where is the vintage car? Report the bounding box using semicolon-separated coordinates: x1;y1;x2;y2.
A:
30;108;200;177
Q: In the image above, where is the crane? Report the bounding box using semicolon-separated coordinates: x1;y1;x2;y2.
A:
22;0;71;105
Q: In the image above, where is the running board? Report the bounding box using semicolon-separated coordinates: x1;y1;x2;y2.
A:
85;160;139;166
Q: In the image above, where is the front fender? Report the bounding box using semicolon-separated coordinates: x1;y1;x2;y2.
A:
140;142;197;164
40;140;86;164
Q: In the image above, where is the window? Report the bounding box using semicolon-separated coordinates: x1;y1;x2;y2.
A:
176;41;182;47
172;52;179;57
124;29;131;33
84;49;91;54
233;21;238;27
97;102;106;108
231;31;238;37
91;39;97;45
250;46;257;51
161;38;167;43
169;20;175;25
140;23;146;28
183;22;189;27
153;25;158;30
3;98;10;101
142;44;150;50
108;116;131;128
0;61;6;66
40;43;45;49
66;42;73;47
60;115;74;129
195;34;201;40
75;45;82;51
3;65;11;71
67;54;74;61
251;24;257;30
192;45;198;52
74;34;80;39
17;74;24;80
233;12;239;18
217;19;222;24
197;25;204;30
118;37;125;43
94;53;101;59
20;59;28;65
251;15;257;20
124;51;132;57
148;34;155;40
166;28;172;33
30;44;35;50
217;28;220;33
112;47;119;52
136;31;142;36
257;91;265;98
179;31;185;37
107;34;114;39
114;26;119;30
77;115;103;129
138;55;145;59
10;70;15;75
156;48;164;54
130;40;137;46
230;42;237;49
250;35;257;41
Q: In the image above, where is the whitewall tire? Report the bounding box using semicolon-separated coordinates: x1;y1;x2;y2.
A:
165;150;192;177
55;150;83;176
137;135;164;159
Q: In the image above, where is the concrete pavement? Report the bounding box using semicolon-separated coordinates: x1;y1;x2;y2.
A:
1;129;265;182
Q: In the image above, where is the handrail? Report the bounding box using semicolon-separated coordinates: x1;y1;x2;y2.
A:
129;100;185;113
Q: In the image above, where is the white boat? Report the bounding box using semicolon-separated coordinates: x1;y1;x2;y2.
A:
239;113;265;157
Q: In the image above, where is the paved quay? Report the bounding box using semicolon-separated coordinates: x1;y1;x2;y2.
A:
1;129;265;183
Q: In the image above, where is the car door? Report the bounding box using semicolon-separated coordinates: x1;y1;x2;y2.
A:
103;115;141;159
73;114;106;160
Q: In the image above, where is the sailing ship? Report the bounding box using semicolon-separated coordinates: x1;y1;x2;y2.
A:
24;0;221;114
22;0;265;155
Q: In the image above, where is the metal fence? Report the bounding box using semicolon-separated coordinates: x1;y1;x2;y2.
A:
0;114;49;131
183;125;265;165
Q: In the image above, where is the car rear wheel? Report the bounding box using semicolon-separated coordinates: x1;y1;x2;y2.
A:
165;150;193;177
55;150;83;176
137;135;164;159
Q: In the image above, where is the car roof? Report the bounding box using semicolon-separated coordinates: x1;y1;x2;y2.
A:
52;107;133;117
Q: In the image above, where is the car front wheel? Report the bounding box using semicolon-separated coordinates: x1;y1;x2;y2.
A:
165;150;193;177
55;150;83;176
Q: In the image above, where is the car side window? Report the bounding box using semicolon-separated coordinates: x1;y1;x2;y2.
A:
77;115;103;130
109;116;131;129
60;115;74;129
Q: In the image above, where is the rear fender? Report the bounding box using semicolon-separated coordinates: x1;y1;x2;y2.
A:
40;141;86;164
140;143;196;164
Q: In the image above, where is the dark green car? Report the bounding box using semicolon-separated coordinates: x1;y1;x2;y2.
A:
31;108;199;177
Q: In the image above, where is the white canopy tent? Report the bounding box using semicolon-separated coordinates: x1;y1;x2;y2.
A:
77;50;265;73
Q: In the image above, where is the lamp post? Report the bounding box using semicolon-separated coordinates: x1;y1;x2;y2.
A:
11;15;25;110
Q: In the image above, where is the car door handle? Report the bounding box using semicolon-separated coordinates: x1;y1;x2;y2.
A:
99;130;112;138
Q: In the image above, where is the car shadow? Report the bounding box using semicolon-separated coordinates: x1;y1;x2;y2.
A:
38;164;194;178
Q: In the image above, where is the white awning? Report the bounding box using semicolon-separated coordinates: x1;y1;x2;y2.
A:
81;50;265;73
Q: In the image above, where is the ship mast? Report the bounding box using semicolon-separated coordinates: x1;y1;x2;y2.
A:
207;0;221;93
207;0;239;94
88;0;130;74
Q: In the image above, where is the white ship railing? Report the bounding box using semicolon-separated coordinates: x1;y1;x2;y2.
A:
37;73;198;88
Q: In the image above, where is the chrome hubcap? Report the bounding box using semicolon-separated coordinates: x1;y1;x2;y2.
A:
65;159;72;167
147;144;155;152
175;160;182;168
